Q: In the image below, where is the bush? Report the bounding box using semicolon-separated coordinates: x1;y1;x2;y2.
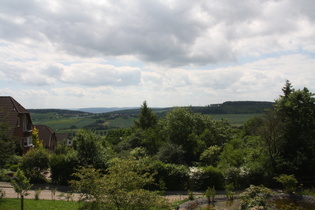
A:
190;166;224;190
274;174;298;194
50;150;79;185
0;188;5;199
240;185;274;210
151;161;189;190
20;148;50;183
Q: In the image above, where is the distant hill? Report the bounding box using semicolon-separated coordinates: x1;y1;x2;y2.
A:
28;109;91;116
191;101;274;114
76;107;138;113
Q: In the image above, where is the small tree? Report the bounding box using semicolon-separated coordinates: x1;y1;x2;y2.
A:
204;186;216;203
71;157;170;209
32;126;43;148
11;169;32;210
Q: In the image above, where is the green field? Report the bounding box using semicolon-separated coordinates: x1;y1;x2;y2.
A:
30;110;262;133
211;113;262;127
0;198;79;210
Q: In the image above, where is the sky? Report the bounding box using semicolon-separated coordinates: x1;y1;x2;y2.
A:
1;0;315;109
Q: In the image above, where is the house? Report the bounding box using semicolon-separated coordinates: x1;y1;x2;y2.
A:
35;125;57;152
0;96;33;154
56;133;72;147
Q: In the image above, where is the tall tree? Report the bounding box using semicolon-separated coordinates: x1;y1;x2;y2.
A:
274;81;315;176
134;101;157;130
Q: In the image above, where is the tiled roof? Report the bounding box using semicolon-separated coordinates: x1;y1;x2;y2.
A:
0;96;30;135
56;133;68;142
0;96;29;113
35;125;56;146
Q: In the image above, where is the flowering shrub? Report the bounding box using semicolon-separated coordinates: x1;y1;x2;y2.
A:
240;185;274;210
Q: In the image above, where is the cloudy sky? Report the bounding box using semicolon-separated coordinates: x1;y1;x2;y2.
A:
1;0;315;109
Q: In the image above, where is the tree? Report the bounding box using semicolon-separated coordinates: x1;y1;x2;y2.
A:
273;81;315;176
11;169;32;210
71;157;170;209
134;101;158;130
32;126;43;148
74;129;112;169
20;148;50;182
0;118;15;167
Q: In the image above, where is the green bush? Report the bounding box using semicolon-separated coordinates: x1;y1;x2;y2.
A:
274;174;298;194
190;166;224;190
151;161;189;190
240;185;274;210
50;150;79;185
20;148;50;183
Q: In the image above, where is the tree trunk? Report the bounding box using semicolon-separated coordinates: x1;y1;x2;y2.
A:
21;194;24;210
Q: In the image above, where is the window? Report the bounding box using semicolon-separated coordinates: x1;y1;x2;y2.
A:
24;136;33;147
17;118;20;127
23;115;27;131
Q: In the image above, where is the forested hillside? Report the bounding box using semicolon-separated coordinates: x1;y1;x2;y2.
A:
29;101;273;133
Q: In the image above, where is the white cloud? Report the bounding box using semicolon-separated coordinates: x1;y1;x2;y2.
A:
0;0;315;108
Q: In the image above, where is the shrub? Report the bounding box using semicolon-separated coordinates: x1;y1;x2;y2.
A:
151;161;189;190
20;148;50;183
50;150;79;185
274;174;298;194
204;186;216;203
0;188;5;199
190;166;224;190
240;185;274;210
34;188;42;200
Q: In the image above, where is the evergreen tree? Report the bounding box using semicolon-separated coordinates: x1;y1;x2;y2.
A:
274;81;315;176
135;101;157;130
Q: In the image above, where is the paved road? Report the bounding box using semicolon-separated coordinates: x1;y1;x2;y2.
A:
0;182;80;201
0;181;197;202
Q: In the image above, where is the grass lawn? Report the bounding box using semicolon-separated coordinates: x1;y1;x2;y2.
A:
0;198;80;210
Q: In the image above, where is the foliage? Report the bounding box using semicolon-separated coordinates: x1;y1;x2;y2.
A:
188;190;194;200
189;166;224;190
20;147;50;182
32;126;43;148
71;157;170;210
240;185;274;210
225;183;235;200
74;129;112;169
160;107;232;164
0;188;5;199
34;188;42;200
204;186;216;203
11;169;32;196
50;149;79;185
199;145;221;166
151;161;189;190
134;101;158;130
274;174;298;194
0;119;15;167
155;143;186;164
273;81;315;175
